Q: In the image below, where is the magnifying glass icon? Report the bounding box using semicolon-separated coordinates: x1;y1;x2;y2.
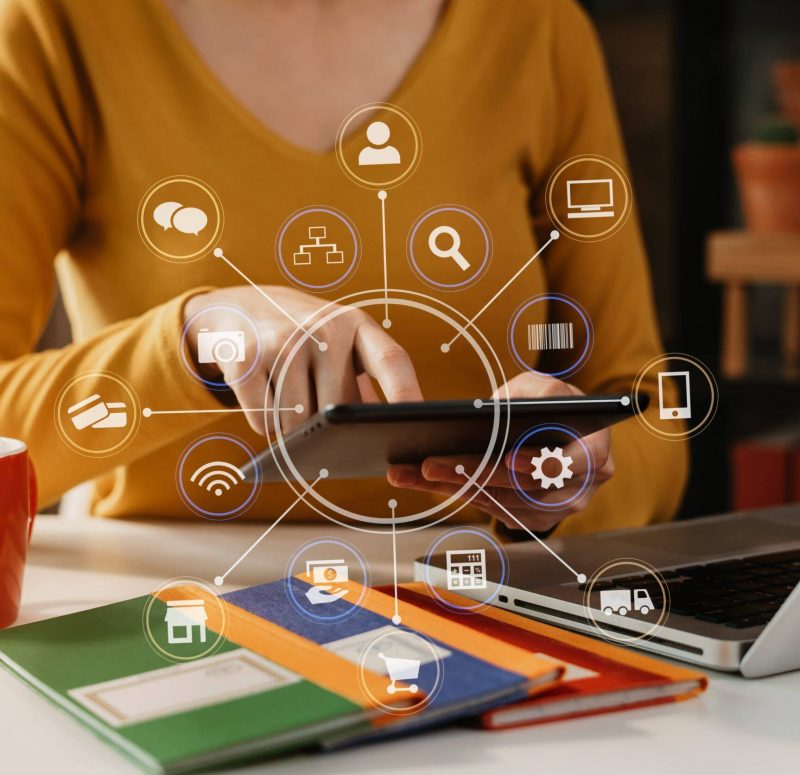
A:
428;225;471;272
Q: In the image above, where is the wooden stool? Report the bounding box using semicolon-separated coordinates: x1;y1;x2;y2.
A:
706;231;800;378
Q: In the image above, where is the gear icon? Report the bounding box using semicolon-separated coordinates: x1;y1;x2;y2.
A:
530;446;574;489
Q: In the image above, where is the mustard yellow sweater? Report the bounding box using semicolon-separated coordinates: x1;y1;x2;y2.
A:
0;0;686;533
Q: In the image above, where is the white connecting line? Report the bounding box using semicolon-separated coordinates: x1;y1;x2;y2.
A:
213;470;329;586
388;498;401;625
213;247;328;351
378;190;390;328
456;466;586;584
442;230;560;352
472;396;631;409
142;406;303;418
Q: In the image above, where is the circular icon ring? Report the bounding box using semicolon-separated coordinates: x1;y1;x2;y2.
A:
284;537;370;623
583;559;671;644
509;424;594;511
179;304;263;390
275;206;362;292
264;289;508;532
335;103;422;189
632;353;718;440
422;527;508;613
54;371;141;458
407;205;492;291
507;294;594;378
545;155;631;242
176;433;261;520
141;577;229;663
357;628;444;715
137;176;224;262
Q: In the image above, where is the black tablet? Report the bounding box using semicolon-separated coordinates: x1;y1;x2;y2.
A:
243;393;645;482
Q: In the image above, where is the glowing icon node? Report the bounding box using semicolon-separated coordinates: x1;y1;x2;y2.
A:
190;460;245;497
632;353;718;440
284;538;369;622
137;176;223;262
275;206;361;292
67;394;128;430
197;329;246;365
176;434;260;521
336;103;421;189
446;549;487;591
179;304;262;391
509;424;592;511
153;201;207;235
141;577;228;664
355;627;446;715
583;559;671;645
55;371;141;458
304;558;350;606
293;225;344;266
407;205;492;291
507;294;593;379
422;527;509;614
600;588;654;617
545;155;632;242
358;121;402;167
165;600;207;645
379;652;420;695
530;446;574;490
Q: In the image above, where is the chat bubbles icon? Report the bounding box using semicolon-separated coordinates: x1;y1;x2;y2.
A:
172;206;208;236
153;201;183;230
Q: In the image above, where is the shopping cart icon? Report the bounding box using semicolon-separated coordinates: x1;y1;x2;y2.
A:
378;652;420;695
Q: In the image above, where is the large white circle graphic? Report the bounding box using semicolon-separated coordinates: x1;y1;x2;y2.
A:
264;289;508;532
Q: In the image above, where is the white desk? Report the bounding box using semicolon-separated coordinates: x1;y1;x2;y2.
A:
2;517;798;774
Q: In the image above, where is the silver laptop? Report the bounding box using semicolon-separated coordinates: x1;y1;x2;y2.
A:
416;504;800;678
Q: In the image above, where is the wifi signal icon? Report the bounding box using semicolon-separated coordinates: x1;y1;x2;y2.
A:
190;460;246;497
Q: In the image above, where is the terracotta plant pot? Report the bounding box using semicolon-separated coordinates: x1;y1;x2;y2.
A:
774;61;800;131
733;144;800;233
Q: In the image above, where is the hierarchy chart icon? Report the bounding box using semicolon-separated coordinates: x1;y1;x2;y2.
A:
53;101;723;713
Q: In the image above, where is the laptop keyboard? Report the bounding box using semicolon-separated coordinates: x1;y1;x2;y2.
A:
589;549;800;630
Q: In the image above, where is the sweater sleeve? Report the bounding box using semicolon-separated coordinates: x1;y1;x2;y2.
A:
0;1;222;507
524;0;688;534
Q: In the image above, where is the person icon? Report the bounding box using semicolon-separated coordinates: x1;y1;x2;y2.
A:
358;121;401;166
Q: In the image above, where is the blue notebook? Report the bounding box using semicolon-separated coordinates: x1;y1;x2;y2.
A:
225;577;563;748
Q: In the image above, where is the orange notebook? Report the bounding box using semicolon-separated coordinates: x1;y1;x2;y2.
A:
393;584;707;729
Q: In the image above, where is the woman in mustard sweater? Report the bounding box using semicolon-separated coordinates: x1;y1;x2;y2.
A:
0;0;686;535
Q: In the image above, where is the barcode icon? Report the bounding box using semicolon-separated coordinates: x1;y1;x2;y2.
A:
527;322;574;351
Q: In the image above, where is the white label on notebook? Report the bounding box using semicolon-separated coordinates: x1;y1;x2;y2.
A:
68;649;300;727
323;624;451;674
531;652;598;682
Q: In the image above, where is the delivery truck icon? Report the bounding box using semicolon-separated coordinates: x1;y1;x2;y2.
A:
600;588;654;617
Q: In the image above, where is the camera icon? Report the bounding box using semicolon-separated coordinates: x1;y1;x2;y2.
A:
197;329;246;365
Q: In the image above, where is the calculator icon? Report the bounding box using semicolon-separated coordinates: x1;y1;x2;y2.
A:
445;549;487;591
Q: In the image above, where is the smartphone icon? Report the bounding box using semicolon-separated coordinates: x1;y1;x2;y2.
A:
658;371;691;420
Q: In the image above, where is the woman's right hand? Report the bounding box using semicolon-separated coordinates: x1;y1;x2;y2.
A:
183;286;423;435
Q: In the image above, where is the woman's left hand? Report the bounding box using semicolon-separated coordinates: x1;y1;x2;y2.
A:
387;373;615;534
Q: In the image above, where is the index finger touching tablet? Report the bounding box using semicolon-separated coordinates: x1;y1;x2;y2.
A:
354;321;423;403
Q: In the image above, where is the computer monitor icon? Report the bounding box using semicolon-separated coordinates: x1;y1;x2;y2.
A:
566;178;615;219
658;370;692;420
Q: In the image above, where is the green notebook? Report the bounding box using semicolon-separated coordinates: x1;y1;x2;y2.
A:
0;578;560;773
0;596;374;773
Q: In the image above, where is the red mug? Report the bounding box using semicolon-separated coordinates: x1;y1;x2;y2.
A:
0;438;36;628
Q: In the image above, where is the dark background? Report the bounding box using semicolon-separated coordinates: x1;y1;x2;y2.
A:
585;0;800;518
37;0;800;519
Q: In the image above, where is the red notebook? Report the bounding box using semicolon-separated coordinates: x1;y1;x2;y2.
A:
392;584;707;729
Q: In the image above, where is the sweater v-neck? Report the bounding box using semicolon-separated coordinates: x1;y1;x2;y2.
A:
149;0;460;163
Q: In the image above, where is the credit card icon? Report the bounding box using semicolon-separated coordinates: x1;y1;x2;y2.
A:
68;394;128;430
